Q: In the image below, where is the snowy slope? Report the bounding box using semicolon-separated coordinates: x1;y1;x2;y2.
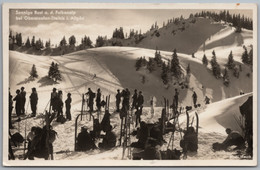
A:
9;21;253;161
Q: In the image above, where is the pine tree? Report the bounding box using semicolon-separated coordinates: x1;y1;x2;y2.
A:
161;61;169;85
53;63;62;82
31;36;35;47
135;57;142;71
30;64;38;79
202;54;208;66
60;36;67;47
25;37;31;48
147;57;156;73
241;46;249;64
48;62;55;78
170;49;182;79
210;50;221;79
226;51;235;69
154;50;162;66
69;35;76;46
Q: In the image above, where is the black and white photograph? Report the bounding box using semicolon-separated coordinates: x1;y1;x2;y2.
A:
2;3;257;166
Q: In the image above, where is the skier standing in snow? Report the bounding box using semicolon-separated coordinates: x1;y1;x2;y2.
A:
116;89;121;112
57;90;64;117
132;89;138;110
65;93;72;121
9;90;14;129
192;91;197;107
96;88;101;112
174;89;179;112
20;87;26;115
30;87;38;117
86;88;95;112
137;91;144;111
135;91;144;126
204;96;210;105
13;89;22;122
51;88;58;112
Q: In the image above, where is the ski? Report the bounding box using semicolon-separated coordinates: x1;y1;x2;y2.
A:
80;94;84;121
195;112;199;136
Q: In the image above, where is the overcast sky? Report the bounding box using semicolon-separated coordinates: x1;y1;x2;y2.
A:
10;9;253;46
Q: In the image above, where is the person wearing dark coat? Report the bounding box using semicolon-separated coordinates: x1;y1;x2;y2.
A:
180;127;198;153
86;88;95;112
121;88;130;111
51;88;58;111
221;128;245;149
116;89;121;112
101;110;111;132
20;87;26;115
132;89;138;110
131;121;149;149
65;93;72;120
192;91;197;107
9;90;14;129
132;138;162;160
137;91;144;110
96;88;101;112
30;88;38;117
77;126;96;151
57;90;63;117
13;89;22;122
98;125;117;150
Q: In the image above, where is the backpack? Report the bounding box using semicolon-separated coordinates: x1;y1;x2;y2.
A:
56;115;66;124
92;93;96;98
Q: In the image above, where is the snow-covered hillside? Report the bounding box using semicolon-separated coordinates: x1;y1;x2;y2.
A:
9;19;253;161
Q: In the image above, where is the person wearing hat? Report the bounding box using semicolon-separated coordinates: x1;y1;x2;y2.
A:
221;128;245;150
65;93;72;121
51;88;58;111
30;87;38;117
86;88;95;112
115;89;121;112
20;87;26;115
96;88;101;112
76;126;96;151
13;89;22;121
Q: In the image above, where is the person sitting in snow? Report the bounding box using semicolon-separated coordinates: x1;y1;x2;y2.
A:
98;125;117;150
76;126;97;151
222;128;245;149
132;138;162;160
131;121;149;149
213;128;245;151
180;127;198;153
